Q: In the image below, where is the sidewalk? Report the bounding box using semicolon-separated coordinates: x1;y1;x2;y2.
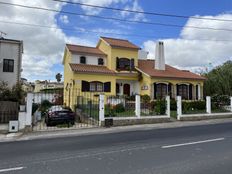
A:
1;118;232;143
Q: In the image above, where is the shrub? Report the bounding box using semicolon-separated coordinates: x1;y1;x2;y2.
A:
182;101;206;113
141;94;151;103
154;100;166;115
32;103;39;115
115;103;125;113
170;99;177;111
211;95;230;110
39;100;52;116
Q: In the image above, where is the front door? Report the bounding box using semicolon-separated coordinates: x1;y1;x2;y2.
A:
123;84;130;96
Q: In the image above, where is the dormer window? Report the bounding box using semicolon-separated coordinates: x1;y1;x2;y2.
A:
98;58;104;65
80;56;86;64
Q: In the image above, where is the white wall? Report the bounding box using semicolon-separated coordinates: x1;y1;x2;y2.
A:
0;41;22;87
71;54;107;66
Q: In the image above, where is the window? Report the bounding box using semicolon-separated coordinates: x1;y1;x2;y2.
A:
98;58;104;65
80;56;86;64
156;83;167;99
177;84;188;100
116;58;133;71
90;82;103;92
3;59;14;72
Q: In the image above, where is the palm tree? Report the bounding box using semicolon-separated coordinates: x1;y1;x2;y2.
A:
55;73;62;83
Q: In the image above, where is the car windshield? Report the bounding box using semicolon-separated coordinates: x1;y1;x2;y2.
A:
49;106;64;112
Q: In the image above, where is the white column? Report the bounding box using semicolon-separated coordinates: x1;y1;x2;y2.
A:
166;96;170;117
99;94;105;126
198;84;201;100
177;96;182;120
120;84;123;95
206;96;211;114
135;95;141;118
26;93;33;126
230;97;232;112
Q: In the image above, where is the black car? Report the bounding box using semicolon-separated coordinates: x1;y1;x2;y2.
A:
45;106;75;126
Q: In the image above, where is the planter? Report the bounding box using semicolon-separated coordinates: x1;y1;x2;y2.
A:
20;105;26;112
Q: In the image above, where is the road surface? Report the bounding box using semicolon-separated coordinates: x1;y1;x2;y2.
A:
0;122;232;174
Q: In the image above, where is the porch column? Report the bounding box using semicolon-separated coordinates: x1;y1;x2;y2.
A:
120;83;123;95
173;84;177;100
198;84;201;100
206;96;211;114
192;84;196;100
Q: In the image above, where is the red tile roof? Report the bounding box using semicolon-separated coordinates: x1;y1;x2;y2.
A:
66;44;106;57
101;37;140;50
69;63;115;74
138;60;206;80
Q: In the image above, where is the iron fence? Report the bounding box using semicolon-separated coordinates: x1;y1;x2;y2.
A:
0;101;19;123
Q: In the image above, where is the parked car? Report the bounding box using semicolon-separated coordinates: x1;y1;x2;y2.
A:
45;105;75;126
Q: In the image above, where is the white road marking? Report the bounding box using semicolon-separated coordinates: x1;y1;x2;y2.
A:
162;138;225;149
0;167;25;173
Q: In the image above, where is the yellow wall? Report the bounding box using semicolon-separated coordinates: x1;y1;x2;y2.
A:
97;39;138;71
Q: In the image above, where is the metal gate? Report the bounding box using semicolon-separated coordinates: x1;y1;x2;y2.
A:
31;89;100;131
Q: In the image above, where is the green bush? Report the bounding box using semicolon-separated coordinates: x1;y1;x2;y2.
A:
154;100;166;115
39;100;52;116
211;95;230;110
182;101;206;113
141;94;151;103
170;99;177;111
115;103;125;113
32;103;39;115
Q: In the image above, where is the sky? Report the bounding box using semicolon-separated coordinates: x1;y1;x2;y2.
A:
0;0;231;82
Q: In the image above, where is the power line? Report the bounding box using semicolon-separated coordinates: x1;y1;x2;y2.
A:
0;20;232;43
53;0;232;23
0;1;232;32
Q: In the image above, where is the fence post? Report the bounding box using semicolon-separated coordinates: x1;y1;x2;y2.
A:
26;93;33;127
177;96;182;120
99;94;105;126
230;97;232;112
135;94;141;118
206;96;211;114
166;96;170;117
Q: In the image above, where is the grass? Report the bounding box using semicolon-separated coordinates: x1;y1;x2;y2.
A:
182;109;206;115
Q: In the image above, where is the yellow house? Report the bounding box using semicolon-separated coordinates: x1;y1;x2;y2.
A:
63;37;205;108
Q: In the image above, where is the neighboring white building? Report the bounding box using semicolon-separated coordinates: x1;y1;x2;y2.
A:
0;37;23;87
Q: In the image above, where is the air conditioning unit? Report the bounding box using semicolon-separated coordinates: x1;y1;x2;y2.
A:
9;121;19;132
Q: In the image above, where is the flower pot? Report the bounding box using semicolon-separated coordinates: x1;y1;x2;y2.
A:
20;105;26;112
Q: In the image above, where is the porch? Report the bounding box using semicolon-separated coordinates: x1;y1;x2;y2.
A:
116;80;139;96
152;82;203;100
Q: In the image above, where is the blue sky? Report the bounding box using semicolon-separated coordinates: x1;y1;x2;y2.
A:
0;0;231;82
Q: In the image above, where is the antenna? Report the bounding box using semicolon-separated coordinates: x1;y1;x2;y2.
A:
0;31;7;38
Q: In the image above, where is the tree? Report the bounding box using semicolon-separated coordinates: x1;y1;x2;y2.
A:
55;73;62;83
204;60;232;96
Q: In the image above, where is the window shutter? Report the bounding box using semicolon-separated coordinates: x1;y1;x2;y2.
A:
168;83;172;97
82;80;90;92
154;83;157;99
189;84;192;100
176;84;179;96
196;85;199;100
104;82;111;92
130;59;135;70
116;57;119;69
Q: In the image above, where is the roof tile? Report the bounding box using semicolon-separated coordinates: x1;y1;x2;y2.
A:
101;37;140;49
138;60;206;80
69;63;115;74
66;44;106;56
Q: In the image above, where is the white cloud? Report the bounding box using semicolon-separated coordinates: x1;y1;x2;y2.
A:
72;0;129;15
143;13;232;73
120;0;146;21
0;0;95;81
59;15;69;24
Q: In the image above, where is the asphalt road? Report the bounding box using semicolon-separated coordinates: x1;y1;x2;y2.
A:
0;122;232;174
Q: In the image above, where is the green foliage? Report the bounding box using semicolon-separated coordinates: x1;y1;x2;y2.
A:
182;101;206;113
211;94;230;110
141;94;151;103
204;61;232;96
55;73;62;83
32;103;39;115
154;99;166;115
39;100;52;116
170;99;177;111
0;81;26;103
115;103;125;113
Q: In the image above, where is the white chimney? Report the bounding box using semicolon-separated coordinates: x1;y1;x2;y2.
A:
155;41;165;70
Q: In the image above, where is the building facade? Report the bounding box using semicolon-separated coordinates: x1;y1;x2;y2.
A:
63;37;205;108
34;80;64;92
0;37;23;87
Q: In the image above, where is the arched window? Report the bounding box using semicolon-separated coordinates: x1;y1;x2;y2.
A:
156;83;167;99
177;84;188;100
98;58;104;65
80;56;86;64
